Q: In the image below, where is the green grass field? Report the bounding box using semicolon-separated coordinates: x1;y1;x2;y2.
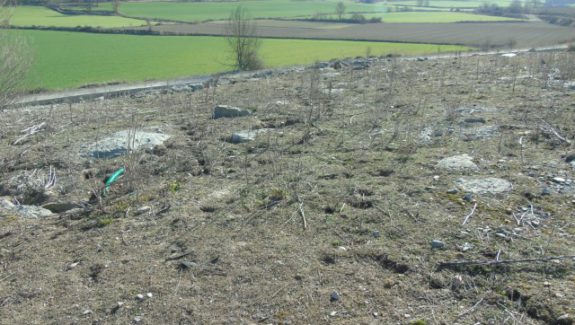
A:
388;0;514;8
96;0;389;22
363;11;522;22
59;0;520;23
10;6;147;28
14;30;468;90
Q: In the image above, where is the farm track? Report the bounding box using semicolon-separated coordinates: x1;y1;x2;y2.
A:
15;44;568;108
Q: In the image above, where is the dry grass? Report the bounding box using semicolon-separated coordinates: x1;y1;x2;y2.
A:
1;50;575;324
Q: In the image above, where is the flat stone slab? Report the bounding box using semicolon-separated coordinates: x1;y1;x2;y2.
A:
213;105;252;119
230;129;271;143
0;197;53;219
463;125;499;141
85;130;170;159
456;177;513;195
437;154;479;172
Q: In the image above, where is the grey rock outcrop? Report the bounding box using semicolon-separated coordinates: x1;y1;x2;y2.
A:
213;105;252;119
1;197;53;219
456;177;512;195
437;154;479;172
85;130;170;159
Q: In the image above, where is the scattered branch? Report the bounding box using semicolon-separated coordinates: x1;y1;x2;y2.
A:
297;195;307;230
461;202;478;226
438;255;575;270
539;118;571;145
43;165;57;190
455;298;484;321
13;122;46;145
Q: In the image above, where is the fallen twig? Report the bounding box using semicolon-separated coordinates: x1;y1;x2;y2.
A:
165;251;194;261
539;119;571;145
44;165;57;190
456;298;484;321
462;202;478;226
438;255;575;270
297;195;307;230
13;122;46;145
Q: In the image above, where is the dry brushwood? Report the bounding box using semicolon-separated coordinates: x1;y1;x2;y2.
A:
13;122;46;145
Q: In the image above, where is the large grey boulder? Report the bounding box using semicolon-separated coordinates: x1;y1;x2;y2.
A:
0;197;53;219
213;105;252;119
85;130;170;159
456;177;512;195
437;154;479;172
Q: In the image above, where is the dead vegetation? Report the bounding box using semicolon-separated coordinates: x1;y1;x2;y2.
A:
0;50;574;324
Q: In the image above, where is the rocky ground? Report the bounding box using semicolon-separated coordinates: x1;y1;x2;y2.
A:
1;50;574;324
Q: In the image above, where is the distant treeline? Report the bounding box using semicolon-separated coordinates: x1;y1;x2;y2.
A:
475;0;575;26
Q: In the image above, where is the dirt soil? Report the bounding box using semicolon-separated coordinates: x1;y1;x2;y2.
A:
1;50;575;324
139;21;575;48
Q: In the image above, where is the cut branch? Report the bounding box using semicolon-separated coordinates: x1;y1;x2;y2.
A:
461;202;478;226
297;195;307;230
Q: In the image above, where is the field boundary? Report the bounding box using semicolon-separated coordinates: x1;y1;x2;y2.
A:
3;25;474;47
13;44;567;108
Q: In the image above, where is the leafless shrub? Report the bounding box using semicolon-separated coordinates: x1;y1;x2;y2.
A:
225;6;262;71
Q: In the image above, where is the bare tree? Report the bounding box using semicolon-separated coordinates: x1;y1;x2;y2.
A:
0;0;32;109
225;6;262;71
336;1;346;20
0;0;14;26
113;0;120;15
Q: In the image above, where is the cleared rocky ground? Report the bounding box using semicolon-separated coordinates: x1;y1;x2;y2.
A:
1;50;574;324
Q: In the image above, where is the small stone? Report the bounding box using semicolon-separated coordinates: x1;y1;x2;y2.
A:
541;188;552;196
82;309;92;315
447;188;459;194
330;291;340;302
372;230;381;238
463;193;473;202
555;292;564;298
136;294;145;301
179;260;197;270
133;316;143;324
329;311;337;317
557;314;571;323
135;206;151;215
373;312;379;317
230;129;271;143
68;262;80;269
433;175;440;181
544;281;551;287
460;242;474;252
431;240;445;249
337;246;347;251
146;292;153;298
552;177;566;184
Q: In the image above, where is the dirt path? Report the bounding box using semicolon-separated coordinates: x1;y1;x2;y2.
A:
14;44;568;107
